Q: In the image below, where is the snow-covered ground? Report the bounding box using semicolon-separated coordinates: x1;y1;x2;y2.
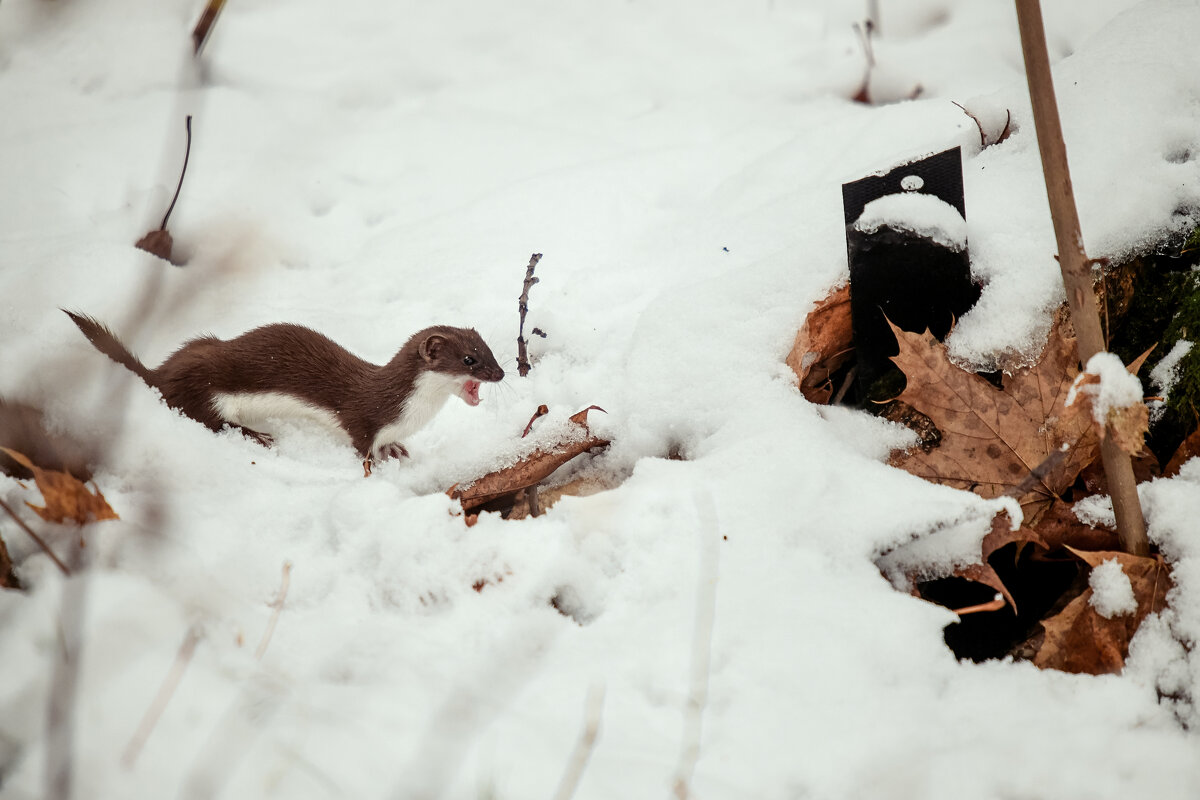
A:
3;1;1200;797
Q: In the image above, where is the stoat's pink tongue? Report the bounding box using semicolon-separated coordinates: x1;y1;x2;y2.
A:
463;379;481;406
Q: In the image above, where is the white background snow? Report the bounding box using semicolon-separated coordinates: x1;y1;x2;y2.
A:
3;0;1200;798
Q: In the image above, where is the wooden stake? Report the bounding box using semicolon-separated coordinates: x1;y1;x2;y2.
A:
1014;0;1148;556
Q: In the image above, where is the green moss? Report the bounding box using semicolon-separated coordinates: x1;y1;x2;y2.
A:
1109;249;1200;462
1160;270;1200;420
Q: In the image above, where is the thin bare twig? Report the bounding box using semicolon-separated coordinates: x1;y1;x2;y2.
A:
0;496;69;575
256;561;293;660
851;20;876;104
159;116;192;231
551;685;606;800
522;404;550;437
672;494;722;800
516;253;543;377
952;593;1006;616
1015;0;1148;556
122;626;202;769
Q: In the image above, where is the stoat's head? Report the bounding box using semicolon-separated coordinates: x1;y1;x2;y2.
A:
413;326;505;406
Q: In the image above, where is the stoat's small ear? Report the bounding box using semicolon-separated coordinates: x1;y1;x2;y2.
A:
419;334;448;362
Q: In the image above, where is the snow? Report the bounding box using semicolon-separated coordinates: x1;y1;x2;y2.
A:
1075;494;1117;530
1089;559;1138;619
1068;351;1146;426
1149;339;1194;420
3;1;1200;798
854;191;969;251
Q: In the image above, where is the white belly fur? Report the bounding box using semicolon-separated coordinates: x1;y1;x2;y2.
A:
212;371;465;455
211;391;352;445
370;371;463;455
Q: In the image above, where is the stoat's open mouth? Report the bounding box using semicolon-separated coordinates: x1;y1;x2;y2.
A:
461;379;481;406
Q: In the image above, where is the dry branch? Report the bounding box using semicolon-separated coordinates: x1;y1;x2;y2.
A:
516;253;542;377
1014;0;1148;555
0;497;69;576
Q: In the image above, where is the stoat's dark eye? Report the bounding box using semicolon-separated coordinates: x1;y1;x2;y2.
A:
463;355;477;366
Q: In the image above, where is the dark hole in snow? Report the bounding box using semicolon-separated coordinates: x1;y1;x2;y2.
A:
918;543;1081;663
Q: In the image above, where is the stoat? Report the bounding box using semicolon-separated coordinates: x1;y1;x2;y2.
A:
65;311;504;463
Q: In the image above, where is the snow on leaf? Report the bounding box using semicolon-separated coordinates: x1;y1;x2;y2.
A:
1067;350;1151;457
448;406;609;519
0;447;118;525
887;312;1099;520
1033;548;1171;675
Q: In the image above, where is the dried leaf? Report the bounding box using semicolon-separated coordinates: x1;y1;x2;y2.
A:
449;407;609;514
504;474;619;521
1164;427;1200;477
786;284;853;404
1033;549;1171;674
888;312;1099;518
1029;501;1120;554
0;447;118;525
1106;402;1150;456
980;510;1046;562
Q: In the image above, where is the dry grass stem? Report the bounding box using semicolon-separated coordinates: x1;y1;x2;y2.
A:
256;561;293;660
121;626;202;769
551;684;606;800
672;493;722;800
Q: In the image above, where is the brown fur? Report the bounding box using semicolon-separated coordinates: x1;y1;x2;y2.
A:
64;311;504;457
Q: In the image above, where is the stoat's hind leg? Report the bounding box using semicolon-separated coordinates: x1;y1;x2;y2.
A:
230;424;274;448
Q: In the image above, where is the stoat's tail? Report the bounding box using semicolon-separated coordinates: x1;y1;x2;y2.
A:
63;310;155;385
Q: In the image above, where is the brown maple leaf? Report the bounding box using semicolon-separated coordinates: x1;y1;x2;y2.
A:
888;312;1099;519
1164;426;1200;477
0;447;118;525
786;284;852;404
1033;548;1171;674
